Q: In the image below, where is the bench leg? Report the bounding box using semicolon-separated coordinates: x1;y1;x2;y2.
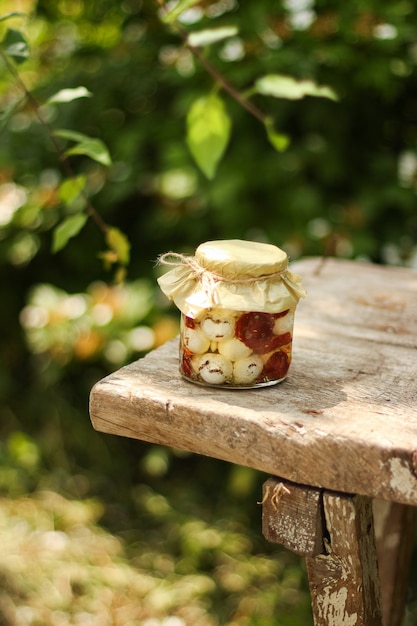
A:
262;478;386;626
373;499;415;626
305;492;382;626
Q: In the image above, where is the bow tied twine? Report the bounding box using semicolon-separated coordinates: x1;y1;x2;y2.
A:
157;251;287;306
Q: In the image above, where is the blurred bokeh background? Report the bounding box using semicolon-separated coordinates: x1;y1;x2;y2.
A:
1;0;417;624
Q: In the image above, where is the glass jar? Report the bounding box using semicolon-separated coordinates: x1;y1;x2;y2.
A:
157;239;305;389
180;307;295;387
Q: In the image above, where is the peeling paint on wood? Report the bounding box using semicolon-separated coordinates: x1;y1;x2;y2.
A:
261;477;323;556
306;493;383;626
316;587;357;626
262;483;412;626
387;458;417;501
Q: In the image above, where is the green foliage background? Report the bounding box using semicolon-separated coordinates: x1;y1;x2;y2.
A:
1;0;417;623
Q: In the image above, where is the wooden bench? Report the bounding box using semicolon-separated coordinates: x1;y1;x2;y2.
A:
89;257;417;626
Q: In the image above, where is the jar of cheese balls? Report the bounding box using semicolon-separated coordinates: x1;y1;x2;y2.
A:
157;239;305;388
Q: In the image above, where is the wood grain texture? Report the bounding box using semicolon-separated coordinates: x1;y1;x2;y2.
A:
373;499;415;626
262;477;324;556
306;493;383;626
89;258;417;505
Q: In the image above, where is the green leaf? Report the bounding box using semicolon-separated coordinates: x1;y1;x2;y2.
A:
58;175;87;207
66;139;111;166
54;128;91;143
52;213;88;253
106;227;130;265
2;28;29;64
54;129;111;166
265;118;290;152
188;26;238;47
54;129;111;165
161;0;201;23
46;86;92;105
254;75;339;101
186;93;231;179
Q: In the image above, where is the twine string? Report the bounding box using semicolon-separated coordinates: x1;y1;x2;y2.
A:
157;252;217;302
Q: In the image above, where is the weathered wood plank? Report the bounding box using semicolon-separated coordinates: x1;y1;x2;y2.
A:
262;477;324;556
89;258;417;505
261;485;413;626
373;499;415;626
306;493;383;626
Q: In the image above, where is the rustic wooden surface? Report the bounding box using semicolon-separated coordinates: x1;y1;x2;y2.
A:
262;477;324;556
89;258;417;505
306;493;383;626
262;479;412;626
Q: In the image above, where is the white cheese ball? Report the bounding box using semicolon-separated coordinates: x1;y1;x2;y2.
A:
200;311;235;342
233;355;263;385
197;353;233;385
183;326;210;354
218;337;252;362
273;310;294;335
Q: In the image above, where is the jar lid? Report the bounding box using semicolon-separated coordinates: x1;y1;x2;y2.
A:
157;239;305;318
195;239;288;279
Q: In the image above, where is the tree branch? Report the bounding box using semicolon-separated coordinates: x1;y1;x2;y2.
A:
185;38;266;124
157;3;267;125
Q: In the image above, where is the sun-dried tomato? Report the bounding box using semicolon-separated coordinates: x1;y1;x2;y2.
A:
273;309;290;319
260;351;289;381
261;331;292;353
184;315;196;329
181;347;194;377
235;312;275;352
235;312;292;354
